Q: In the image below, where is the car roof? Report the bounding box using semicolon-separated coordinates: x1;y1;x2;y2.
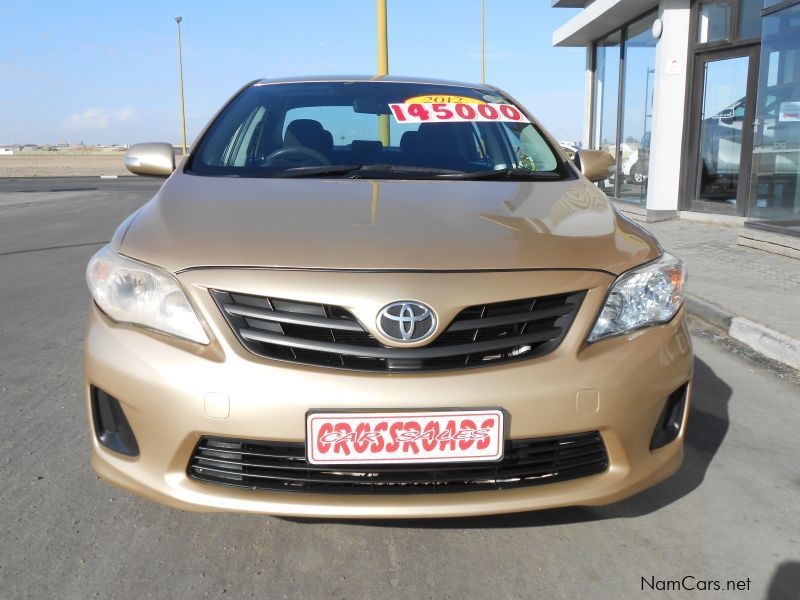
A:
253;74;497;92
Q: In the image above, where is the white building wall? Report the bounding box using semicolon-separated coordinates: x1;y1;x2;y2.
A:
583;45;593;149
645;0;692;217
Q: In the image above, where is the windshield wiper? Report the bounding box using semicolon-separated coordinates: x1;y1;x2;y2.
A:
434;168;562;181
277;164;467;179
237;164;562;180
276;165;365;178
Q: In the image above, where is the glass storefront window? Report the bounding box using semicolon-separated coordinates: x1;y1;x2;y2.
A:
592;31;621;196
591;16;657;204
693;55;751;211
619;13;657;204
738;0;764;39
748;2;800;228
697;0;733;43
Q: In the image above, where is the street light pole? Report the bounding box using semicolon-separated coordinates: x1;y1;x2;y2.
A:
377;0;389;77
175;16;188;156
377;0;390;147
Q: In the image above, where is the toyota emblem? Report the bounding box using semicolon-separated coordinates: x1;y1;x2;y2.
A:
377;301;437;343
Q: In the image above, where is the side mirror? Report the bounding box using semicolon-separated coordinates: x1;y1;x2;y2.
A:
574;149;616;183
123;143;176;176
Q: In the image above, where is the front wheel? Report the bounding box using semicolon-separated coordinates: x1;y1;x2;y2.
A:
627;164;643;184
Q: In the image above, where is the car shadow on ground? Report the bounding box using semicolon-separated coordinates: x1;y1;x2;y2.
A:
285;357;732;529
767;562;800;600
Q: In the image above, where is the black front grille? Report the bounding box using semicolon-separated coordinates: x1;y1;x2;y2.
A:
188;432;608;495
211;289;585;372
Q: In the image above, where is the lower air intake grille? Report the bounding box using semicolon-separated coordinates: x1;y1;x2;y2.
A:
210;289;585;372
188;432;608;495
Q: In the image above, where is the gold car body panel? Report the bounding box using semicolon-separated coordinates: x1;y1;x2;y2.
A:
117;176;659;275
85;266;693;518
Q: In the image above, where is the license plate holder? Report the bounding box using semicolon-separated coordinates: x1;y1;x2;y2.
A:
305;410;504;465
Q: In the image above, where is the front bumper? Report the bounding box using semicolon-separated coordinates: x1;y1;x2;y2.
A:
84;268;693;518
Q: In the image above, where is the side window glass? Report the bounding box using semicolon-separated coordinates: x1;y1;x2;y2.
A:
502;123;558;171
218;106;267;166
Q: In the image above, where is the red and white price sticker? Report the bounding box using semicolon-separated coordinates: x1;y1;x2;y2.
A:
389;102;529;124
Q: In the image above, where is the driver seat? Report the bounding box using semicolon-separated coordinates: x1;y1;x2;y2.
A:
283;119;334;157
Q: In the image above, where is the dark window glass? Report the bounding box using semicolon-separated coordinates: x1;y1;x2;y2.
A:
748;3;800;225
619;13;657;205
693;56;750;211
738;0;763;39
592;31;621;196
698;0;733;43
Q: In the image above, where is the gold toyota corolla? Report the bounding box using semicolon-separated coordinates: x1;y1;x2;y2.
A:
84;76;692;518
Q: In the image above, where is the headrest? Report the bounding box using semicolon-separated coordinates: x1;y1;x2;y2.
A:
284;119;333;152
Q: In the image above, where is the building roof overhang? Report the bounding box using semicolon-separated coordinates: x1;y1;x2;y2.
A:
551;0;589;8
553;0;658;46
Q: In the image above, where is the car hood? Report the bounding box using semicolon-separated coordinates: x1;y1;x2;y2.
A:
117;173;659;275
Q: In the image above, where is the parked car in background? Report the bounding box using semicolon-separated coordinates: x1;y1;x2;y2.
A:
559;141;579;159
623;131;650;185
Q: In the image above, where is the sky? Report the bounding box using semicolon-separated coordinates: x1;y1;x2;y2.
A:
0;1;583;146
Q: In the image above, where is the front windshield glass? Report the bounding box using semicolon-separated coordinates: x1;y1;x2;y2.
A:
187;82;564;180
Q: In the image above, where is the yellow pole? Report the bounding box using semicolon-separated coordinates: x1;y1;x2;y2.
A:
377;0;389;76
377;0;390;147
176;16;188;155
371;181;379;224
481;0;485;83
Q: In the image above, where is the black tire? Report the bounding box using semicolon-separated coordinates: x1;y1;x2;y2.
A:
627;164;640;184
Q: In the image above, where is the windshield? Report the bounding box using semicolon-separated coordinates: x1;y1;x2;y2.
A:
186;81;565;180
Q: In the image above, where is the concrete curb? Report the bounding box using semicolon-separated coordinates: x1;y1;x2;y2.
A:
685;294;800;371
684;296;731;332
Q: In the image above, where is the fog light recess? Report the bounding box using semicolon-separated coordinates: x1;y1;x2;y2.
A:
90;386;140;457
650;383;689;451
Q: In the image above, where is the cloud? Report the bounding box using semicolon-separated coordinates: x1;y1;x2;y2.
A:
61;108;138;131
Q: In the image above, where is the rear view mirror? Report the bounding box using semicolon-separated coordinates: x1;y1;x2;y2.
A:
123;143;176;177
574;149;616;183
353;97;392;115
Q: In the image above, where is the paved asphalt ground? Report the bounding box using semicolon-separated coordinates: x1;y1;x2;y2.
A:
0;177;798;600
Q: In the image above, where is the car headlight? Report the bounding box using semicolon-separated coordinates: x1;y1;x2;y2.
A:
86;245;210;344
588;253;685;342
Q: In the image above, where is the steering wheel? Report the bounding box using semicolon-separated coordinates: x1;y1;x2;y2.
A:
263;146;331;168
